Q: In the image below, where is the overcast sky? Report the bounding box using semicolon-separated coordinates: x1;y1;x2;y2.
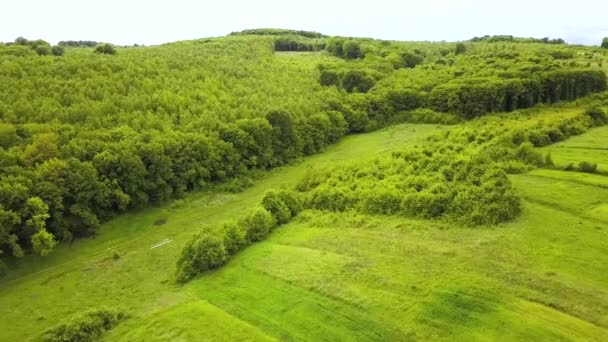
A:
2;0;607;46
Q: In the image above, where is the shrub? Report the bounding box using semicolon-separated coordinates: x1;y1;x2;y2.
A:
241;207;276;242
527;130;551;147
277;190;304;216
578;161;598;173
585;107;607;126
565;162;575;171
38;308;125;342
51;46;64;56
176;231;228;282
261;191;292;224
514;143;545;166
94;43;116;55
223;221;247;254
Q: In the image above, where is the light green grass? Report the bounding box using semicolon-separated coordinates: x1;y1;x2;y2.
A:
540;125;608;171
171;200;607;340
511;172;608;223
0;123;446;341
107;300;276;341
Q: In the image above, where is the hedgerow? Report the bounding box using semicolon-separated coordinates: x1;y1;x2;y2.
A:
37;308;125;342
176;190;302;282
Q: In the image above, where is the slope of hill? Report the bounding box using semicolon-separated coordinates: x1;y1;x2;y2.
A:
1;30;608;341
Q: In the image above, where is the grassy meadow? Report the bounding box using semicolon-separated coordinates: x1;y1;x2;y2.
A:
2;108;608;340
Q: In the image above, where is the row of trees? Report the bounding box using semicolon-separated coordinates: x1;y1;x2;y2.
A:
0;107;357;260
176;189;302;282
5;37;64;56
427;70;607;118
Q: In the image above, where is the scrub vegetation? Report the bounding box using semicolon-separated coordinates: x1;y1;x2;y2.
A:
1;29;608;341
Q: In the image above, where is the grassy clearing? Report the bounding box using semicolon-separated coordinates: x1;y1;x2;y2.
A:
0;123;445;341
511;172;608;222
139;200;608;340
540;125;608;171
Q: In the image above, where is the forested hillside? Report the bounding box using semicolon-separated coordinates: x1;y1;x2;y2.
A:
1;30;607;271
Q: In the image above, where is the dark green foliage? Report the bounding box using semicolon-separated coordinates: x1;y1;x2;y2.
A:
342;70;375;93
261;190;292;224
231;28;325;39
266;111;301;165
578;161;598;173
319;69;340;87
0;259;7;278
455;43;467;55
58;40;99;47
469;35;565;44
326;38;365;59
342;40;363;59
585;107;607;126
35;45;52;56
176;231;228;282
400;51;424;68
38;308;124;342
274;36;325;52
427;70;607;118
601;37;608;49
51;46;64;56
94;43;116;55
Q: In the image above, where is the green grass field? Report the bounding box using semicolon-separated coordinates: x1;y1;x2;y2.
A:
540;125;608;172
2;113;608;341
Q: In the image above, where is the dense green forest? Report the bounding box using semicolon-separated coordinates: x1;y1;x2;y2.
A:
1;29;607;271
1;28;608;341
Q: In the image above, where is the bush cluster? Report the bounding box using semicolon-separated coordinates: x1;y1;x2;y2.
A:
37;308;125;342
298;145;520;226
175;190;301;282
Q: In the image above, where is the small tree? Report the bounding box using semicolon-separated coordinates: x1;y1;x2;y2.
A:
176;232;227;282
601;37;608;49
261;191;292;224
14;36;29;45
51;45;65;56
94;43;116;55
31;229;57;256
342;40;363;59
455;42;467;55
34;45;51;56
242;207;276;242
578;161;597;173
